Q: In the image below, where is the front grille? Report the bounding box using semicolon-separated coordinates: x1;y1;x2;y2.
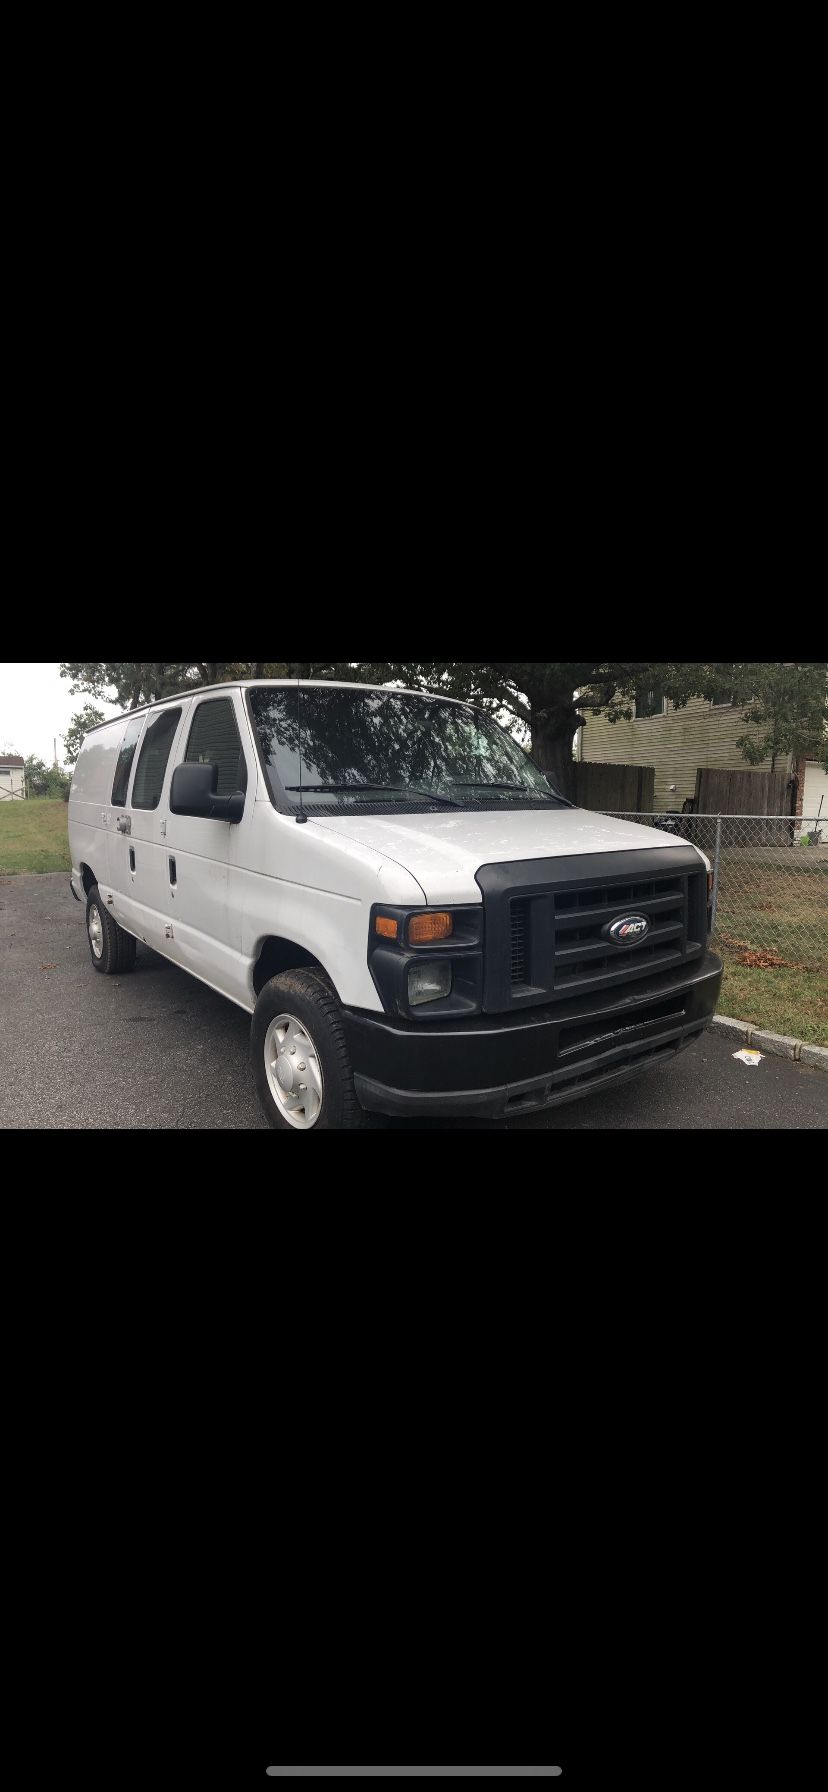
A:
478;845;709;1014
510;900;529;985
552;875;686;994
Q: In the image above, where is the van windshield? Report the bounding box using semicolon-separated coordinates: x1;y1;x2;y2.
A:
247;686;569;814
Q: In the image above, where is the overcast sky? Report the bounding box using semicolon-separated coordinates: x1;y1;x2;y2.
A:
0;663;123;765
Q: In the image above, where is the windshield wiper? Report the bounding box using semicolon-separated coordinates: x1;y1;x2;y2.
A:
405;787;460;806
448;780;556;798
284;783;460;806
285;783;400;792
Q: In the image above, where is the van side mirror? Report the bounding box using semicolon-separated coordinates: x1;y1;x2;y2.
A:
170;762;245;823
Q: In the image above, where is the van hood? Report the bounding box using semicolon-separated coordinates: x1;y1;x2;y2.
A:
311;806;699;906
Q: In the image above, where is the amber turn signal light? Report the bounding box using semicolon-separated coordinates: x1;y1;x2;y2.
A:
375;915;399;939
408;911;454;945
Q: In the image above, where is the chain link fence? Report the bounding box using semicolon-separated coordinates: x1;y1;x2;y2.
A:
599;813;828;971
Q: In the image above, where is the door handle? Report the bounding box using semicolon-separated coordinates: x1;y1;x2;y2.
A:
168;856;177;886
129;847;136;873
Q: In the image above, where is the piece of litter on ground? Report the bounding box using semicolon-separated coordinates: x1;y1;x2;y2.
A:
733;1049;764;1066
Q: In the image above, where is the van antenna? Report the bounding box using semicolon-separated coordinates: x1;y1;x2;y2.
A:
295;676;308;822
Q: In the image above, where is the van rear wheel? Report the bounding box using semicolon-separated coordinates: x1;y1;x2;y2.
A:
86;885;137;976
251;968;369;1130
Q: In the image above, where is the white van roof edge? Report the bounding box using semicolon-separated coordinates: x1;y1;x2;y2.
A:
81;680;474;736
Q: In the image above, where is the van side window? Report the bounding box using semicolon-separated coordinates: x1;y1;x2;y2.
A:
131;708;183;810
184;698;247;797
111;716;145;807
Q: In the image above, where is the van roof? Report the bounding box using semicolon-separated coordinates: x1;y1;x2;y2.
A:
82;680;474;735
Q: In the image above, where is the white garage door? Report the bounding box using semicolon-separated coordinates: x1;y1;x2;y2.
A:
802;760;827;826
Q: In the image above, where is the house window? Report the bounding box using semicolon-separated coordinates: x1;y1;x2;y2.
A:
634;686;666;719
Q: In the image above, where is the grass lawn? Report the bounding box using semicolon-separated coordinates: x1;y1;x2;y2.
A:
718;959;828;1046
0;799;71;873
712;847;828;1043
716;849;827;971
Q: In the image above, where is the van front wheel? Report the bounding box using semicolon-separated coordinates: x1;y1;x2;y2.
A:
251;969;369;1130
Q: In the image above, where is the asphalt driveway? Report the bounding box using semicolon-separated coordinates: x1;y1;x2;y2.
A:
1;873;826;1130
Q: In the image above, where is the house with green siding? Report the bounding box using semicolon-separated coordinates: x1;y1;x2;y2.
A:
575;683;823;815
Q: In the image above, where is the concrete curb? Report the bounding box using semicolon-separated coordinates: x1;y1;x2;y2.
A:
710;1014;828;1071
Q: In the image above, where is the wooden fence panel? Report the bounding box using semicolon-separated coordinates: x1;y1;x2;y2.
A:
694;767;790;819
572;762;655;812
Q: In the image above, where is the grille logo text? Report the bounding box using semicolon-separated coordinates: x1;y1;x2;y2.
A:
606;913;650;943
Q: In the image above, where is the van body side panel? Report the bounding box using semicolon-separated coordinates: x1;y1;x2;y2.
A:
114;702;191;953
68;718;132;899
168;691;256;1007
237;805;425;1011
235;869;370;1010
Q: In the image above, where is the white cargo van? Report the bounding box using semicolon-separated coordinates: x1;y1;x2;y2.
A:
68;679;723;1128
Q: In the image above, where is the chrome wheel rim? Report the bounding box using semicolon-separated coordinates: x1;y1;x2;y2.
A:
88;904;103;959
264;1012;324;1129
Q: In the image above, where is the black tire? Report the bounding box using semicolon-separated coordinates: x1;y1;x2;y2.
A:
251;967;371;1130
85;885;137;976
117;929;137;973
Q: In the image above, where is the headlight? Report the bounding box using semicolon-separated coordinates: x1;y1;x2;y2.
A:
369;903;483;1018
408;961;452;1006
407;910;453;944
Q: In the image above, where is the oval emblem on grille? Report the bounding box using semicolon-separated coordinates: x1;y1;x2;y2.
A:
606;913;650;944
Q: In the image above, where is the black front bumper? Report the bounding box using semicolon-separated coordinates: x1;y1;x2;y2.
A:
344;952;723;1119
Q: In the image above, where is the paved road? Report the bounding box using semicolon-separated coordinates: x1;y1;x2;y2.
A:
1;873;826;1130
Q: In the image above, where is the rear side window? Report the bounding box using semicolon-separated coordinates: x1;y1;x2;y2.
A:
132;707;182;810
111;716;145;806
184;698;247;796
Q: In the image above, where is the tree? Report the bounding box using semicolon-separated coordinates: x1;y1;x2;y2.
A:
24;754;50;796
23;753;69;799
731;663;828;772
61;662;826;796
59;662;356;710
345;663;733;797
60;664;209;708
63;703;105;766
45;767;71;801
348;663;828;796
